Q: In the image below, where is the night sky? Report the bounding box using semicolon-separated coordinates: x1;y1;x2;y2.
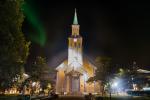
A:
23;0;150;69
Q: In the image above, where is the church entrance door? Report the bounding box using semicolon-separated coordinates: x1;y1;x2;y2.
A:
71;77;80;93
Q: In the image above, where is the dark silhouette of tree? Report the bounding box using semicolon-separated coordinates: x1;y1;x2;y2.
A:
29;56;53;83
88;56;112;96
28;56;53;94
0;0;30;91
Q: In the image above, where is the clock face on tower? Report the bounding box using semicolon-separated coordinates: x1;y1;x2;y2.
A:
74;38;77;42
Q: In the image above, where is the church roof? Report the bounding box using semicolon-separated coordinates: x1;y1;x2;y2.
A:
56;59;86;74
55;57;96;77
55;54;97;70
73;8;78;25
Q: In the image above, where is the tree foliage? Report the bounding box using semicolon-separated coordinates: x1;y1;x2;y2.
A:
0;0;30;90
93;56;112;83
87;56;112;95
29;56;50;81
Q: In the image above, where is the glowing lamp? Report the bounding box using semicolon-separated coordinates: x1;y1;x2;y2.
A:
32;82;36;87
112;82;118;88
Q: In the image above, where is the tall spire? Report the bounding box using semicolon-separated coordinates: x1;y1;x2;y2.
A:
73;8;78;25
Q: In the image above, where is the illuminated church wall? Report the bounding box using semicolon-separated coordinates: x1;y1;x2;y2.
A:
56;69;65;93
68;31;83;65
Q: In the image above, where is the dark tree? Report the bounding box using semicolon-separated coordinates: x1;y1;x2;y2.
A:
88;56;112;96
95;56;112;82
29;56;50;81
0;0;30;91
28;56;53;93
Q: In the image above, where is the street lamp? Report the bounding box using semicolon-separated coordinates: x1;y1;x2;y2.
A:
112;82;118;88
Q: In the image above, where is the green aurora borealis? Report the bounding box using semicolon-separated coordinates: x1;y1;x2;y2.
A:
22;1;46;46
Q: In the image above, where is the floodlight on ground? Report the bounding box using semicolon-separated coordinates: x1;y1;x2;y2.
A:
112;82;118;88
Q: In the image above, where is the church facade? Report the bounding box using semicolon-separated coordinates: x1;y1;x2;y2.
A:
56;9;100;95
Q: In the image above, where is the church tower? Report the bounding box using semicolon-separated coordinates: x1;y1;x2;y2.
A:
68;9;83;66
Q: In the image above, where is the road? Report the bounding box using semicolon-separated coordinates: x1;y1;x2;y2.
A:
32;95;86;100
32;95;150;100
56;96;85;100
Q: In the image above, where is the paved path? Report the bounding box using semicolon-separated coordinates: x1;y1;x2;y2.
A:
38;95;86;100
56;96;85;100
35;95;150;100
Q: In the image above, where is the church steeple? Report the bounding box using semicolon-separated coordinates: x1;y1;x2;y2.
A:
68;9;83;65
73;8;78;25
72;8;80;36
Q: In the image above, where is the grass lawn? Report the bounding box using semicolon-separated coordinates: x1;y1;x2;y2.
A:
0;94;30;100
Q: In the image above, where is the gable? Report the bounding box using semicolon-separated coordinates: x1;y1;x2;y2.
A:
55;57;97;78
83;59;96;77
56;59;68;70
